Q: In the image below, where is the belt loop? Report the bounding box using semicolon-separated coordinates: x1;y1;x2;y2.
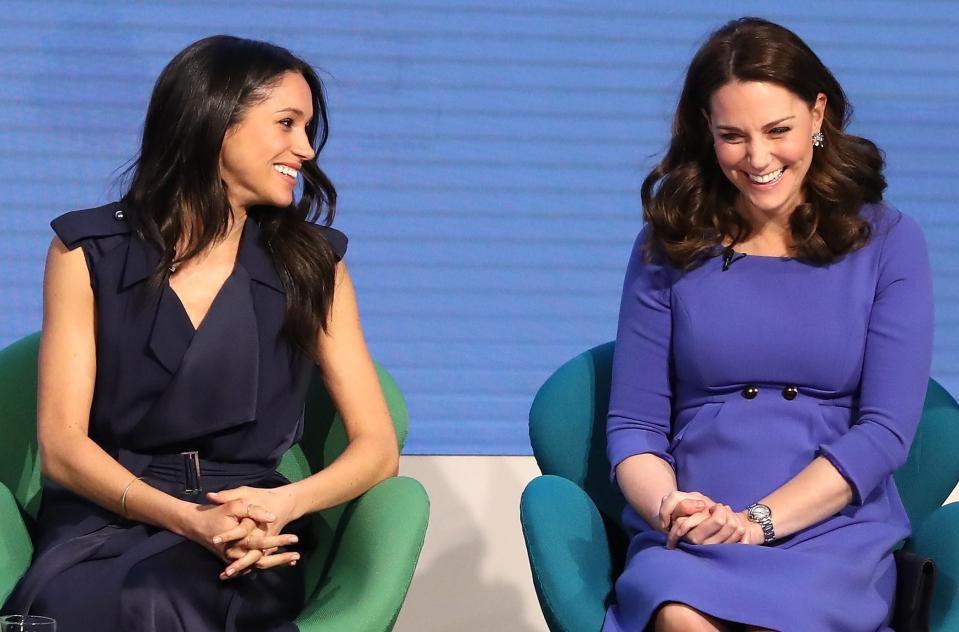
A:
181;451;202;496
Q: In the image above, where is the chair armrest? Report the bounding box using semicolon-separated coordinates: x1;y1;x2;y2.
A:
0;482;32;605
296;476;430;632
906;501;959;631
520;475;613;632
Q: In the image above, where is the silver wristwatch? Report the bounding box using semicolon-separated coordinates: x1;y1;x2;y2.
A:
746;503;775;544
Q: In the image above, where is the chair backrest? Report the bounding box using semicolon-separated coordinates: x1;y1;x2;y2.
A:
0;332;409;517
529;341;959;532
0;333;43;517
895;379;959;528
529;342;625;525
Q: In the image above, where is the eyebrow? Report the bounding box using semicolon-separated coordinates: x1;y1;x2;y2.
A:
715;116;796;132
274;107;309;117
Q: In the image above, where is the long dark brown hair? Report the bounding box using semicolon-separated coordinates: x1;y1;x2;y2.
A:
121;35;337;358
643;17;886;267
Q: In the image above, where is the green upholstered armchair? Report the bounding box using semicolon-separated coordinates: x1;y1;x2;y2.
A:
0;332;429;632
520;341;959;631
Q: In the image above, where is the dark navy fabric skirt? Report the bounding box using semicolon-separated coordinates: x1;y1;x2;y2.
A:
2;457;311;631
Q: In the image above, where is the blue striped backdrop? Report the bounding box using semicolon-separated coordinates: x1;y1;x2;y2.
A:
1;1;956;453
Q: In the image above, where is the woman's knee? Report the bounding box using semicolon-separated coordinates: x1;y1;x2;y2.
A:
654;602;728;632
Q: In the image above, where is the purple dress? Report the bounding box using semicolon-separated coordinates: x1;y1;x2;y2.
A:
2;202;347;631
603;203;933;632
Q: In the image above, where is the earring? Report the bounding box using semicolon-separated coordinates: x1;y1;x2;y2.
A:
812;131;824;148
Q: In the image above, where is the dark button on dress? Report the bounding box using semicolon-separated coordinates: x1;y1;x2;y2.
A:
1;202;347;631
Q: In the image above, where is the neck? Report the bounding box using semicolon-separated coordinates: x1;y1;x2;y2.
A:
173;208;247;258
227;209;247;241
729;199;796;255
736;197;793;231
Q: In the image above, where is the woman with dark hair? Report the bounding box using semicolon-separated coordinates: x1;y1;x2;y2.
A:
1;35;398;630
606;18;932;631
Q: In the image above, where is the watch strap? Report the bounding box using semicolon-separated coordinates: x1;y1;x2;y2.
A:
747;503;776;545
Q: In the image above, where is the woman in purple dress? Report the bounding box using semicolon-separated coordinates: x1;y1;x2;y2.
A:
1;36;399;630
605;18;933;632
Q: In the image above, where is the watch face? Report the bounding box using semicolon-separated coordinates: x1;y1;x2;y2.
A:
749;504;771;521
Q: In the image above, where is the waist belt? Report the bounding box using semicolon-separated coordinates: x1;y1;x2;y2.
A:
140;452;276;498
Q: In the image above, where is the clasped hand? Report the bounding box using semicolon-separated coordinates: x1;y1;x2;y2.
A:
186;485;301;580
657;491;763;549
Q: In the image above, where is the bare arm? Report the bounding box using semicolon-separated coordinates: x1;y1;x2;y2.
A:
740;457;852;541
666;457;854;546
284;262;399;517
615;455;677;527
617;454;716;536
38;237;261;552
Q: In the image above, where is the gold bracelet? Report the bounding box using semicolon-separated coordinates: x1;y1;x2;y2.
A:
120;476;144;518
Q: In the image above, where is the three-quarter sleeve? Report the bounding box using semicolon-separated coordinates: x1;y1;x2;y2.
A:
817;212;934;505
607;227;676;479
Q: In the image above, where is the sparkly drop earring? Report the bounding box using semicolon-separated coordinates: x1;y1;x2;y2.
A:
812;131;824;148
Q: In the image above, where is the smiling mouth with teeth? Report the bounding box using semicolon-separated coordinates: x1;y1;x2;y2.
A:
274;164;299;179
747;167;785;185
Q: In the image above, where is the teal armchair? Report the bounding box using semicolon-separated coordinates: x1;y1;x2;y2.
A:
520;341;959;631
0;332;429;632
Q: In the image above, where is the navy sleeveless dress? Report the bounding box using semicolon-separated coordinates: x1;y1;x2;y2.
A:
603;204;934;631
2;202;347;631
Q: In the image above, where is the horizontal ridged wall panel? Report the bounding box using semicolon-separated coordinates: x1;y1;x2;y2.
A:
1;1;956;453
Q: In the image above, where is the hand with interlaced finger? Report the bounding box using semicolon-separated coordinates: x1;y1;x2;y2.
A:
207;486;301;579
657;490;718;533
178;497;276;570
667;503;756;549
216;516;301;580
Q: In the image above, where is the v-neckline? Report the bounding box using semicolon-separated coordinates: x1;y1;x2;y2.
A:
167;267;236;333
165;218;249;333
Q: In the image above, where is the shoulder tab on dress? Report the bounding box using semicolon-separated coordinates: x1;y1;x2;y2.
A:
314;225;348;261
51;201;132;248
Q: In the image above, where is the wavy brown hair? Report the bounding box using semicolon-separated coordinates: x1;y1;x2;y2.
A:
121;36;337;359
643;17;886;267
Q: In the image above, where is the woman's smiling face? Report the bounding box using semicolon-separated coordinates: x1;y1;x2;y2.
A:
707;80;826;221
219;71;317;213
